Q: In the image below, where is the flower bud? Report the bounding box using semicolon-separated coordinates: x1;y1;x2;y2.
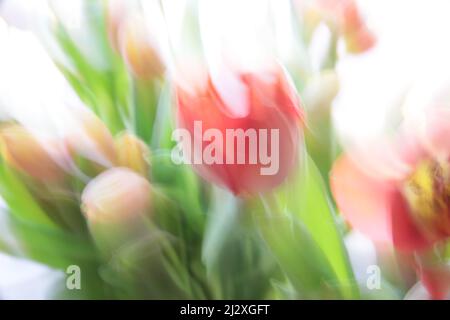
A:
335;0;376;53
65;109;117;169
295;0;376;53
343;25;376;54
106;0;164;80
119;14;165;80
0;123;65;182
115;132;150;176
81;167;152;225
81;167;153;257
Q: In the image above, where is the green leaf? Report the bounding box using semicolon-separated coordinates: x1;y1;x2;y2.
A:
53;9;126;134
253;151;358;299
252;197;337;299
132;79;159;144
0;162;98;270
150;81;176;150
151;153;205;235
0;163;58;229
278;152;358;298
203;188;276;299
9;214;98;270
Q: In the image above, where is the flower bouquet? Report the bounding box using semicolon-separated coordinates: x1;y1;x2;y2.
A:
0;0;448;300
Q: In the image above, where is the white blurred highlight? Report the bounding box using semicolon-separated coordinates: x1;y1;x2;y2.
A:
344;231;377;284
331;0;450;181
334;0;450;146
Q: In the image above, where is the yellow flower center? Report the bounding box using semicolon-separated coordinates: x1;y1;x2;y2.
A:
402;159;450;239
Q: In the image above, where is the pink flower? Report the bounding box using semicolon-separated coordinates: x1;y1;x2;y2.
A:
331;107;450;298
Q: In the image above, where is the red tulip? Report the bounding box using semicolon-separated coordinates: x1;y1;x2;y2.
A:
175;65;304;195
331;108;450;298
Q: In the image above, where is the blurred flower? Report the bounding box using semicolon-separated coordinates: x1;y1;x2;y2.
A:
81;167;152;225
120;13;165;80
115;132;150;176
336;0;376;53
0;123;65;182
176;65;304;195
331;108;450;252
106;0;165;80
65;109;117;169
81;167;153;257
331;107;450;298
295;0;376;53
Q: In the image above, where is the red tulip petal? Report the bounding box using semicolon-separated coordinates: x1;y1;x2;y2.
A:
417;264;450;300
331;155;393;243
390;190;432;252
